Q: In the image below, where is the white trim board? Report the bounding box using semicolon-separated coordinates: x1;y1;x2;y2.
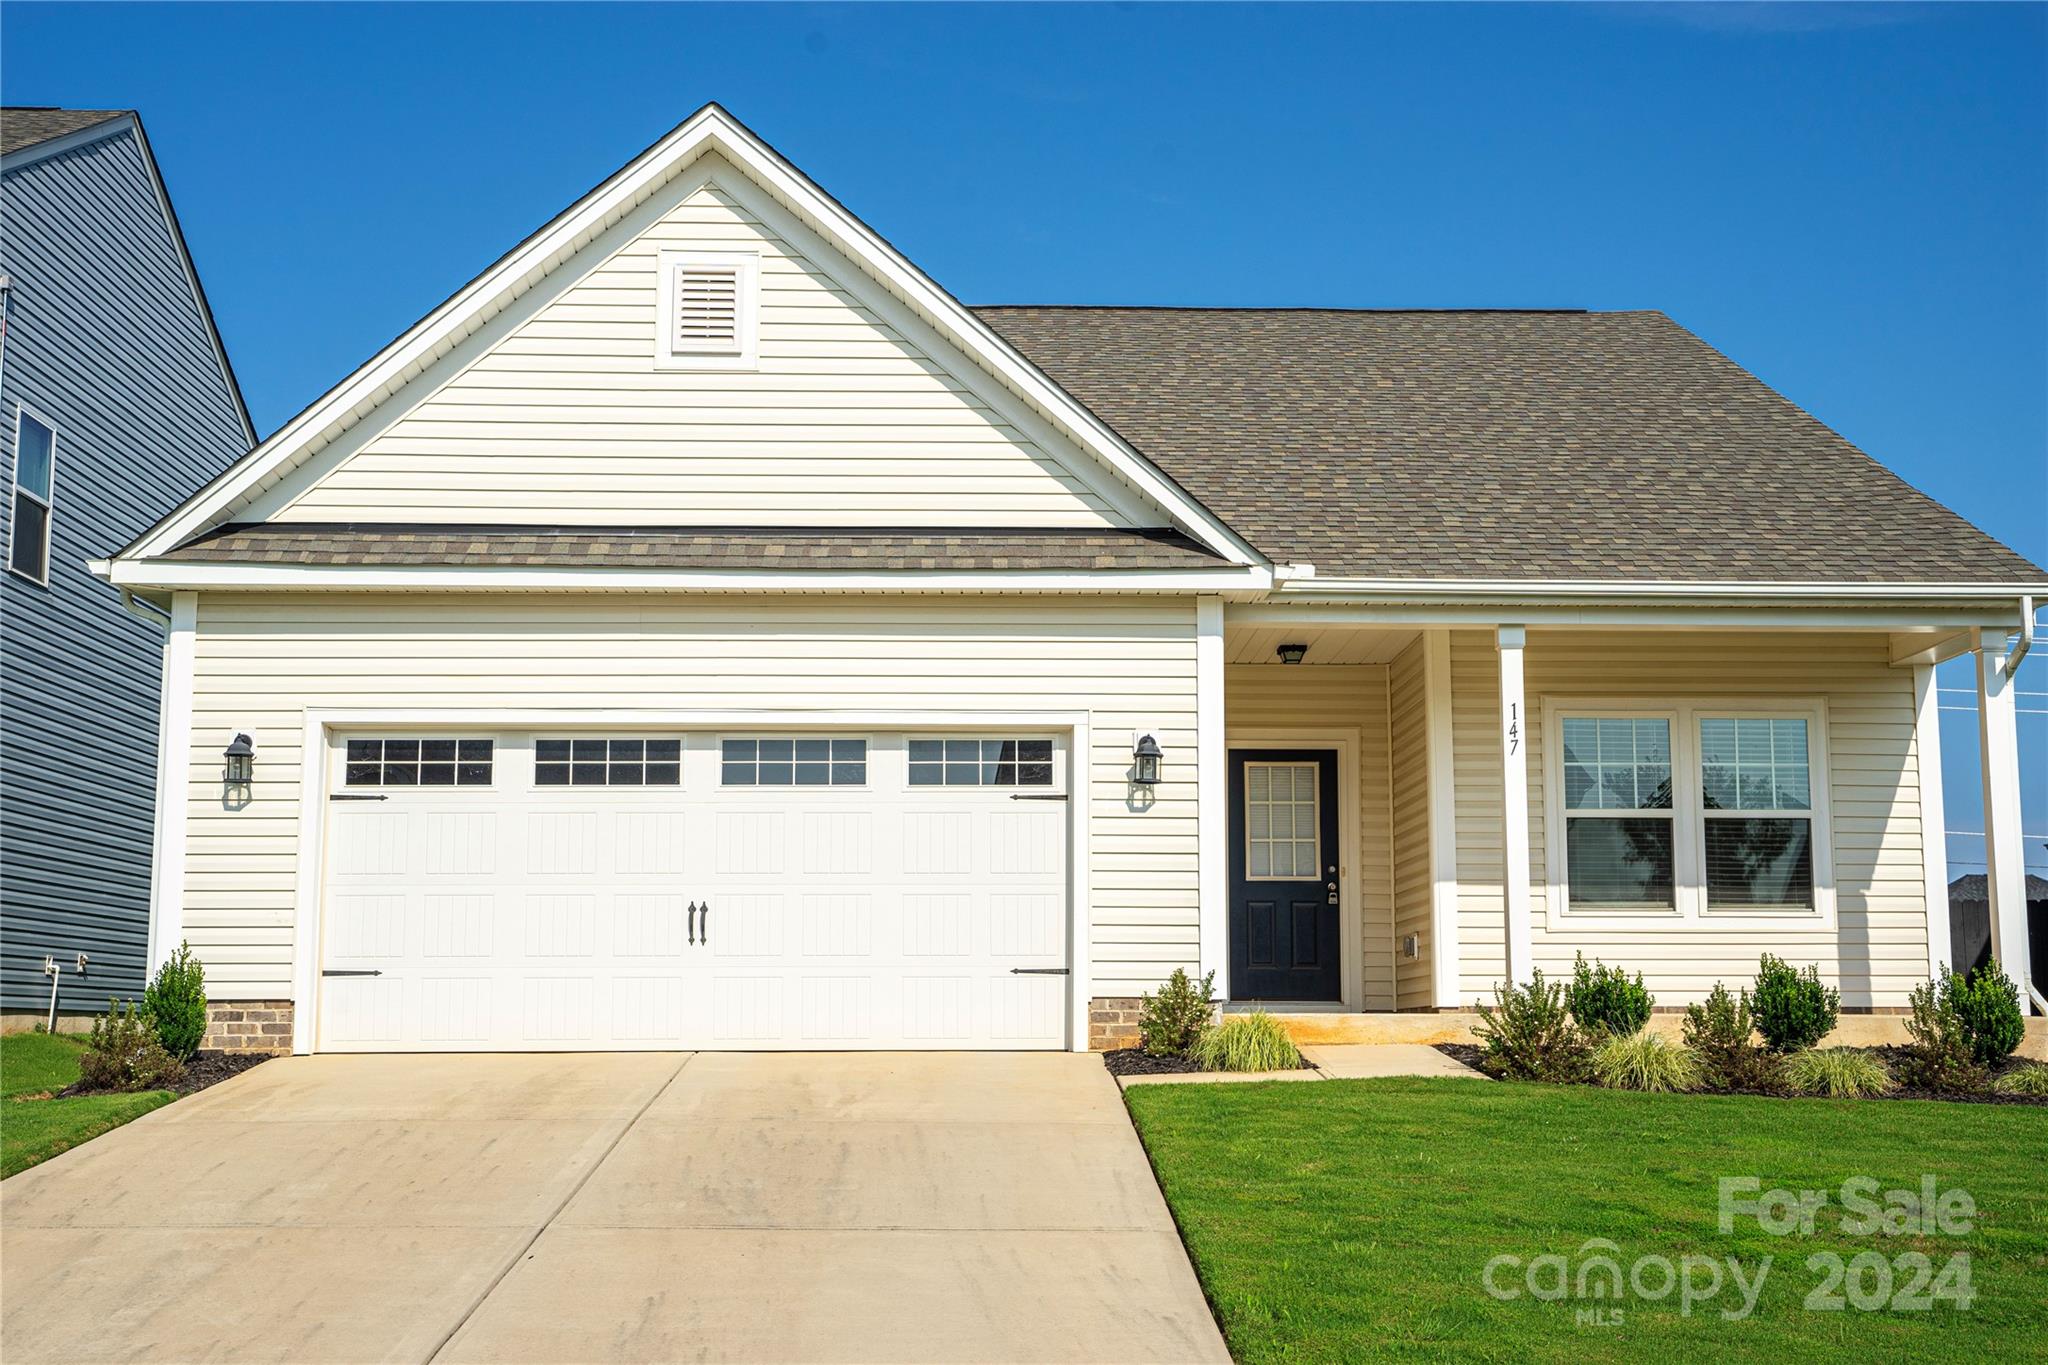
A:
285;706;1095;1054
115;105;1261;570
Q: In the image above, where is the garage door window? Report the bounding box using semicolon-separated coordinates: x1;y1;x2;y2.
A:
722;737;867;786
908;738;1054;787
345;738;494;787
536;738;681;787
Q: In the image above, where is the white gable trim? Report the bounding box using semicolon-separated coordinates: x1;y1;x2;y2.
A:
117;104;1259;567
4;113;256;446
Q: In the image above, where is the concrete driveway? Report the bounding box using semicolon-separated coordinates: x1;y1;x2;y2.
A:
1;1052;1227;1364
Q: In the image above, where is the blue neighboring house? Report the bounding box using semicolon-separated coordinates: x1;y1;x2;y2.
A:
1;108;253;1024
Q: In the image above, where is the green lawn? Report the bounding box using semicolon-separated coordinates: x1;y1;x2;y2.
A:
1;1032;173;1179
1125;1077;2048;1363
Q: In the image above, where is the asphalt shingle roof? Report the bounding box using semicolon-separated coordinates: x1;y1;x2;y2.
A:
1;107;127;157
976;307;2044;585
160;524;1229;573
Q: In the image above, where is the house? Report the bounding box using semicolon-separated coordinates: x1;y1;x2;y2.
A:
1947;873;2048;985
96;105;2043;1055
1;108;253;1026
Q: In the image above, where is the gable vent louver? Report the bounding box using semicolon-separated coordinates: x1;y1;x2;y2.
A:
674;265;741;353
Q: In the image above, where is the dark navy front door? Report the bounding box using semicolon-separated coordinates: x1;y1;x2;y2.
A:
1228;749;1341;1001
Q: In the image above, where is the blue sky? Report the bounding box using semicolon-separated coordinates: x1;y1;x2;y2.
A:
5;1;2043;868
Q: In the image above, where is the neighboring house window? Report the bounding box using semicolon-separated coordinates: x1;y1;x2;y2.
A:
721;737;866;786
1559;716;1676;910
8;408;56;584
1549;701;1830;919
907;738;1055;787
536;738;681;787
655;250;758;369
1243;760;1319;879
1699;716;1814;909
345;738;494;786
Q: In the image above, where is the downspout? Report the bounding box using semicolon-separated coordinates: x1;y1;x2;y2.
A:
2010;597;2039;1015
0;274;13;399
119;588;172;628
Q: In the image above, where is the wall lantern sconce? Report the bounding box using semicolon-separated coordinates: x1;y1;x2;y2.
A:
1132;732;1163;786
223;732;256;789
1276;643;1308;665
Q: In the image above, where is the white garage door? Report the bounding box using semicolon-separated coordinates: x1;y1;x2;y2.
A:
315;731;1071;1051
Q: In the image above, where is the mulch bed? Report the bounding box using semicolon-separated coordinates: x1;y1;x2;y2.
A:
1431;1042;2046;1106
61;1050;272;1099
1102;1047;1314;1076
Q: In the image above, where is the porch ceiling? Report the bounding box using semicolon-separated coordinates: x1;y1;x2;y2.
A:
1225;624;1421;665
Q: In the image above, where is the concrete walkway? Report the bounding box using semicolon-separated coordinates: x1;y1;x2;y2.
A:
1114;1042;1489;1088
2;1053;1226;1364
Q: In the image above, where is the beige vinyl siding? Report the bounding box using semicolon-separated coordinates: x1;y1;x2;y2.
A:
1387;637;1435;1010
1225;664;1394;1008
1449;630;1930;1008
264;169;1130;528
180;593;1198;999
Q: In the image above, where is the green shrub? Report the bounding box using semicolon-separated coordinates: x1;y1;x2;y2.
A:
1682;983;1783;1093
143;941;208;1061
1591;1030;1699;1092
1138;968;1215;1057
1566;953;1653;1038
1751;955;1839;1052
1898;976;1990;1095
1783;1048;1896;1099
1948;961;2025;1064
1992;1063;2048;1098
1473;971;1590;1083
1192;1012;1302;1072
78;999;183;1093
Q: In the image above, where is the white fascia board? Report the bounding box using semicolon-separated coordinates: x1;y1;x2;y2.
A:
116;104;1261;569
105;559;1273;595
1269;578;2048;603
1234;596;2034;632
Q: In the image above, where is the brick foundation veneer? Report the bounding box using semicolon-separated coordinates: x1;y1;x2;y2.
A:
1088;997;1143;1051
204;1001;294;1053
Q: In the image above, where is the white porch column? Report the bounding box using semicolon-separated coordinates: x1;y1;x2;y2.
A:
1196;596;1228;993
147;592;197;974
1975;628;2033;1010
1912;663;1953;979
1497;625;1533;985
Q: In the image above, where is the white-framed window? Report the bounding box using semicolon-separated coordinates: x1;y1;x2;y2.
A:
1244;760;1320;880
344;737;494;787
655;249;758;370
907;738;1054;787
1544;698;1832;921
721;737;867;787
1699;715;1815;910
8;407;56;584
536;737;680;787
1559;714;1677;911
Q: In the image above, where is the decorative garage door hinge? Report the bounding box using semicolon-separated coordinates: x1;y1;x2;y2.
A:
1009;793;1069;801
1009;967;1070;975
329;793;389;801
321;969;383;977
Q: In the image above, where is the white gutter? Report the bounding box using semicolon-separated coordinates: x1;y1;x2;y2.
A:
1273;577;2048;603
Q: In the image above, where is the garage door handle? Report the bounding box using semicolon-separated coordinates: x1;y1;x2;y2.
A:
322;969;383;977
1010;967;1069;975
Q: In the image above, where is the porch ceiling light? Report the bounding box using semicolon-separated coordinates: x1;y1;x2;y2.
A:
1276;643;1308;665
1132;732;1163;786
